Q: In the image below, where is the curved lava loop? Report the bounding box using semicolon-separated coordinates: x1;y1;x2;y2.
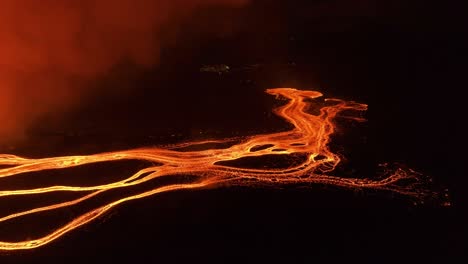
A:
0;88;429;250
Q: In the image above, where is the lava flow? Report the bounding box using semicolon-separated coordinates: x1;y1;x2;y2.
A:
0;88;429;250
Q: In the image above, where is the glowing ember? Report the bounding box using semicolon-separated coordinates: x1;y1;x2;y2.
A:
0;88;428;250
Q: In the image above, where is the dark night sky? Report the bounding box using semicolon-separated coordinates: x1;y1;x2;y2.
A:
1;0;466;262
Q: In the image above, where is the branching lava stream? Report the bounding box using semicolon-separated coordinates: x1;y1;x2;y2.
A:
0;88;429;250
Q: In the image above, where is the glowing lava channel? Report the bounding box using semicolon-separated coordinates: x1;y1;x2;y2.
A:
0;88;428;250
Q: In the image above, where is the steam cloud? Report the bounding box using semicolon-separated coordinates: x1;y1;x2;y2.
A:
0;0;248;143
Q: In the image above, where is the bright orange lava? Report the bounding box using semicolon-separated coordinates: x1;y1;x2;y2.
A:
0;88;428;250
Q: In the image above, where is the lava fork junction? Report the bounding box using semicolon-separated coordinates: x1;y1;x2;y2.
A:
0;88;431;250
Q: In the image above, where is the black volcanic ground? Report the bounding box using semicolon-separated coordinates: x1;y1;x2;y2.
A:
0;0;464;262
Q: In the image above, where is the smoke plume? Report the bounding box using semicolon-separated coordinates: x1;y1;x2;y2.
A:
0;0;248;143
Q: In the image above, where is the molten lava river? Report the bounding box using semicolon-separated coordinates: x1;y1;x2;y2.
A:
0;88;432;250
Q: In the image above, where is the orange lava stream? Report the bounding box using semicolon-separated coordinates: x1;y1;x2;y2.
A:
0;88;427;250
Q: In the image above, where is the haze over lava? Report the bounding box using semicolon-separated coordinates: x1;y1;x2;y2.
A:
0;0;248;142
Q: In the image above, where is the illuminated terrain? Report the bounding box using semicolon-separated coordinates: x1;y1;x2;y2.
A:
0;88;429;250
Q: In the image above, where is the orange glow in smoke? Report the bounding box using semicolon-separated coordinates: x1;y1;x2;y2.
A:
0;0;249;141
0;88;428;250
